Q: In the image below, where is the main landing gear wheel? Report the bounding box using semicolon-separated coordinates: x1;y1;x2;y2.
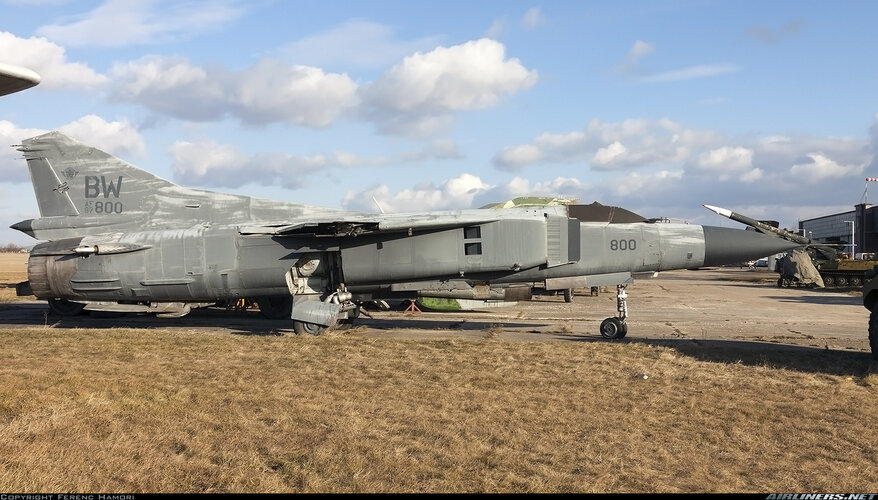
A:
293;307;359;335
600;317;628;339
335;305;360;330
563;289;573;303
47;298;85;316
293;320;327;336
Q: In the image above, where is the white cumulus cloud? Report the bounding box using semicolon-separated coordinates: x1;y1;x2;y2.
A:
343;173;492;213
361;38;538;135
0;121;49;182
592;141;628;166
789;153;864;183
689;146;758;181
169;137;463;190
111;56;358;127
59;115;145;157
0;115;141;183
235;60;360;127
0;31;106;90
694;146;753;171
494;118;715;171
171;139;335;190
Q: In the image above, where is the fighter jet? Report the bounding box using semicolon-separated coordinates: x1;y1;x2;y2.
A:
11;132;800;337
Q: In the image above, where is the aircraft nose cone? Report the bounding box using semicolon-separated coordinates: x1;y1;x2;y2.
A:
702;226;801;267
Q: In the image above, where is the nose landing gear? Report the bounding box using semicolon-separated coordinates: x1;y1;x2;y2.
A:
599;284;628;339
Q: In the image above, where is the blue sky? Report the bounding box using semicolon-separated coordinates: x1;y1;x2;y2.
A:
1;0;877;245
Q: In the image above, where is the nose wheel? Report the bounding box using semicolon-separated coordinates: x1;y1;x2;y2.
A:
600;317;627;339
599;284;629;339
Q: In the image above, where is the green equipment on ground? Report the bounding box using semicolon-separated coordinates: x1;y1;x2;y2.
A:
704;204;878;288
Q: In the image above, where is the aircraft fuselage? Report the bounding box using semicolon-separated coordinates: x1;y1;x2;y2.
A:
27;218;756;305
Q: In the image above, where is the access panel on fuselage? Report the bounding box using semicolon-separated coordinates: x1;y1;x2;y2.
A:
340;219;550;285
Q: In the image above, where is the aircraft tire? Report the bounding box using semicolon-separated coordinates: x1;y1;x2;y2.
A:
600;317;627;339
563;289;573;303
293;320;326;336
47;298;85;316
870;309;878;361
256;296;293;320
335;306;360;330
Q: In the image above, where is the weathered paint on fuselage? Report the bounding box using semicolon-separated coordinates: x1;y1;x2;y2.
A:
27;215;706;304
16;132;801;315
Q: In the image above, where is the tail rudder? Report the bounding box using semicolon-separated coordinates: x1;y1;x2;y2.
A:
21;148;78;217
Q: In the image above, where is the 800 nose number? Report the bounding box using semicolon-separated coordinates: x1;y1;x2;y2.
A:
610;239;637;251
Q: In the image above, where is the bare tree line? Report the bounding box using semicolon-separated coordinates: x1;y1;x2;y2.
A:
0;243;29;253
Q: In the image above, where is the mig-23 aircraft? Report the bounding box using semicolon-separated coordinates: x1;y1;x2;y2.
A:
11;132;800;337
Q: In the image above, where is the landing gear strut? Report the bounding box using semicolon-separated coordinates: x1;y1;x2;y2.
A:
599;284;628;339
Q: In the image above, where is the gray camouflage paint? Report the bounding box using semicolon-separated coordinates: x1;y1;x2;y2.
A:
13;132;800;321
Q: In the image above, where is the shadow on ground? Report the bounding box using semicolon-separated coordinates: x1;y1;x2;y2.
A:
4;302;874;375
563;334;876;376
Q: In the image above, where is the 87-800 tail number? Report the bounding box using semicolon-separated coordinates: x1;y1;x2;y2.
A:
610;239;637;251
84;201;124;214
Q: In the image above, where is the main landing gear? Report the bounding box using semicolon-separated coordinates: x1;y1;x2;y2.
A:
599;284;628;340
290;288;360;336
292;304;360;336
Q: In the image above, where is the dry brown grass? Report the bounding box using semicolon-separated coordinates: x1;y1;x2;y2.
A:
0;252;30;303
1;326;876;493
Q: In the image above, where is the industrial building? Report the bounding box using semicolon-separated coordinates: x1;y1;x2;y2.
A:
798;203;878;257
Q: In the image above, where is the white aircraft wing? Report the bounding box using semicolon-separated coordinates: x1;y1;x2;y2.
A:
0;63;40;97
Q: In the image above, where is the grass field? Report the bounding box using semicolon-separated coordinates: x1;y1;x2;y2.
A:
1;252;877;493
1;328;876;493
0;252;30;303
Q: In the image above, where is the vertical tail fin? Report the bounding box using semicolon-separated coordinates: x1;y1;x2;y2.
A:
24;152;80;217
18;131;178;218
14;131;335;241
